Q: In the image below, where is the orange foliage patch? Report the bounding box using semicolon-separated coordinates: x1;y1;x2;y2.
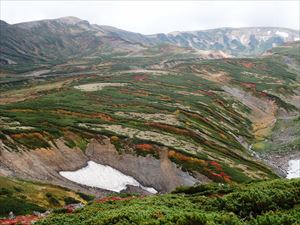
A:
136;143;153;152
168;150;206;165
10;132;44;140
110;136;119;142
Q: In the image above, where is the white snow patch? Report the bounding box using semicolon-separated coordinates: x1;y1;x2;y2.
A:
168;31;181;36
286;159;300;179
267;30;271;35
59;161;157;193
192;37;200;43
275;31;289;38
294;37;300;41
240;34;248;45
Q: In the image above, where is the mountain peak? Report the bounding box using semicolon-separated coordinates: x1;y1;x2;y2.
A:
55;16;83;25
0;20;9;27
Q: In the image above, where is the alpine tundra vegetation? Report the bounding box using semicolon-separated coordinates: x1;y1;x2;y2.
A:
0;16;299;225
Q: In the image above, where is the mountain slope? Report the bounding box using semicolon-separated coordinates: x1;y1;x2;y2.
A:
0;17;145;64
1;42;299;196
148;27;299;56
0;17;299;65
0;18;299;203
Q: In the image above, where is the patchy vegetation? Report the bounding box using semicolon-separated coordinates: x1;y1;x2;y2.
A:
1;43;299;184
0;177;92;217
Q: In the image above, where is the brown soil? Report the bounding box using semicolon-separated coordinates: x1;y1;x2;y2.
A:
0;77;78;105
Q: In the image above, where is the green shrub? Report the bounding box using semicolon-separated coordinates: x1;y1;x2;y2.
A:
0;197;45;217
76;192;95;202
0;188;13;196
45;193;60;206
63;197;80;205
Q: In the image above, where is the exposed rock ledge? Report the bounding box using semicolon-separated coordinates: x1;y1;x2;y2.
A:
0;137;209;196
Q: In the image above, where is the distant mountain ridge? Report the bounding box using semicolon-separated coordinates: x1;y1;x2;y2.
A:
0;16;299;64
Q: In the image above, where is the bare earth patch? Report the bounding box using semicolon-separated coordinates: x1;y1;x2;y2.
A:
74;83;128;91
222;86;278;139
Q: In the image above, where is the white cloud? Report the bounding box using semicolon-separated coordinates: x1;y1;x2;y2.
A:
0;1;299;34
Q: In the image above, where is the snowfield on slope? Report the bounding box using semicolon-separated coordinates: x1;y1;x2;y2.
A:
59;161;157;193
275;31;289;38
287;159;300;179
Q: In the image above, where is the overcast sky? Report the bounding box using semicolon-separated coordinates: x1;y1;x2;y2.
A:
1;1;299;34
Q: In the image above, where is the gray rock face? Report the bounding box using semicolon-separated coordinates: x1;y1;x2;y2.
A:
0;137;208;196
85;139;202;192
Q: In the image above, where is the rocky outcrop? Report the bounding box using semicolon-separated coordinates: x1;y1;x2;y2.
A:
85;138;201;192
0;137;207;196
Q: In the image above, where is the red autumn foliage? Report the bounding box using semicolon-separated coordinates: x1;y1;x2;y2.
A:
206;169;231;183
0;215;39;225
258;65;268;70
241;62;254;69
55;109;115;122
210;161;222;171
146;122;189;136
65;205;76;213
196;90;216;97
133;75;148;82
214;99;226;107
259;91;269;97
120;89;131;94
240;82;256;89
